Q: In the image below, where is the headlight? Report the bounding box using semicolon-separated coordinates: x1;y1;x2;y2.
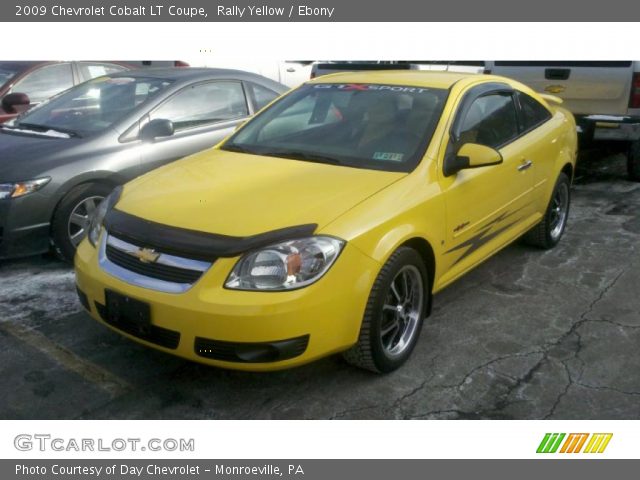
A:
87;186;123;247
0;178;50;200
225;236;345;291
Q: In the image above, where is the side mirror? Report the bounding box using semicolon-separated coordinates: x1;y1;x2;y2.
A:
2;92;31;114
443;143;502;177
140;118;174;142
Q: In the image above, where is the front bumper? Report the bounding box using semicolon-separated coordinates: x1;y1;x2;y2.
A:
0;197;51;259
74;236;380;371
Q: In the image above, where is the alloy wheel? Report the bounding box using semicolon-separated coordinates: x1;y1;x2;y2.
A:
380;265;424;357
67;196;104;247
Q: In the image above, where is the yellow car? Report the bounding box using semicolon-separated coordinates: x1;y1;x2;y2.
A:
75;71;577;373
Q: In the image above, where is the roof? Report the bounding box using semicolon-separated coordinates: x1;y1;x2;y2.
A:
0;61;44;71
112;67;258;81
109;67;288;92
309;70;480;89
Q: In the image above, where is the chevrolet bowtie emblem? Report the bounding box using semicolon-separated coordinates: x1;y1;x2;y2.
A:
544;85;566;94
131;247;160;264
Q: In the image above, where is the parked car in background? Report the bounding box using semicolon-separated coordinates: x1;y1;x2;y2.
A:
0;61;133;123
310;61;414;79
75;71;577;372
0;68;287;261
309;61;486;79
189;60;313;88
125;61;190;68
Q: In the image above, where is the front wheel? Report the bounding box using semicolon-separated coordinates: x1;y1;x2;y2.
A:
343;247;429;373
522;172;570;249
51;183;115;262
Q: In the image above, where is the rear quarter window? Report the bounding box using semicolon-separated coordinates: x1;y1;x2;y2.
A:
518;92;552;132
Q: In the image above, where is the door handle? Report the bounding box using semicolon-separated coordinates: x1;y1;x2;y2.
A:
517;159;533;171
286;67;296;73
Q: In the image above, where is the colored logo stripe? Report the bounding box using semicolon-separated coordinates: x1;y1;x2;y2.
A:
560;433;589;453
584;433;613;453
537;433;613;453
537;433;566;453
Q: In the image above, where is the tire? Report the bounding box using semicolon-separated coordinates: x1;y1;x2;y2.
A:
343;247;429;373
522;172;570;249
628;140;640;182
51;183;115;262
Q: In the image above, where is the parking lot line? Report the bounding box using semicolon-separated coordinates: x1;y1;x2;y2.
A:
0;321;130;397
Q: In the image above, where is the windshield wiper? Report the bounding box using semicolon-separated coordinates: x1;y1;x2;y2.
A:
260;149;343;166
16;122;81;138
221;144;260;155
271;151;343;165
223;144;343;166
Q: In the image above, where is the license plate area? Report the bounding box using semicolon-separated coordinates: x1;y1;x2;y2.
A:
105;290;151;335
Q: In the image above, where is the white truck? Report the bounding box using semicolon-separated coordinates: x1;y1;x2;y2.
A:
487;61;640;181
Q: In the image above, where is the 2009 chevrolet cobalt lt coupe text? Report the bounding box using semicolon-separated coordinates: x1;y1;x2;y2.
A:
75;71;577;373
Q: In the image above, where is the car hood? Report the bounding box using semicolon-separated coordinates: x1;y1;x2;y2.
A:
116;149;406;237
0;129;86;180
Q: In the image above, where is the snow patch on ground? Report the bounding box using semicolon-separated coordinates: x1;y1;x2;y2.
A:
0;256;80;324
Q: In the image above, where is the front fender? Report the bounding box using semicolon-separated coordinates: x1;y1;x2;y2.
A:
321;174;447;284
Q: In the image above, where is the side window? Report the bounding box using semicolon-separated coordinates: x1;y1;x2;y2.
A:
249;82;280;110
150;81;248;131
12;63;74;104
78;62;128;82
518;92;552;132
459;93;519;149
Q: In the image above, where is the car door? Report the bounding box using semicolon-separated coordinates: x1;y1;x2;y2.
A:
10;62;74;106
439;86;536;284
138;80;251;173
513;91;559;211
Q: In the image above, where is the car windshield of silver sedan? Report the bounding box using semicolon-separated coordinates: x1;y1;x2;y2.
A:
222;83;448;172
7;76;172;137
0;66;20;85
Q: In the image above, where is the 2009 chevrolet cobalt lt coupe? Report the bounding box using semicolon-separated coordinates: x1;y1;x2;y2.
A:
75;71;577;373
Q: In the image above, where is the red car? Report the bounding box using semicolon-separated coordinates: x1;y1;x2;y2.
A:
0;60;189;123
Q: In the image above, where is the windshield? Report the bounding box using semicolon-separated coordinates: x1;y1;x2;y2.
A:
12;76;173;137
222;83;447;172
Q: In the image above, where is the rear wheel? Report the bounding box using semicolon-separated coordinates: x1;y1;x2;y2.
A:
628;140;640;182
51;183;115;262
343;247;429;373
522;172;570;249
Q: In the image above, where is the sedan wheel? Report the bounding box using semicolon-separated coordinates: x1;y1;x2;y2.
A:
68;196;104;248
51;183;116;262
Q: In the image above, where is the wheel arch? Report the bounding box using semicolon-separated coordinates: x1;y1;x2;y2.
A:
561;162;574;184
48;172;124;230
400;237;436;316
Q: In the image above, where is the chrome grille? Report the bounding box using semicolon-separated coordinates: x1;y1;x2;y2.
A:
99;234;212;293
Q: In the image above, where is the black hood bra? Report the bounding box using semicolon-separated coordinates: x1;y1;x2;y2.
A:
104;209;318;262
